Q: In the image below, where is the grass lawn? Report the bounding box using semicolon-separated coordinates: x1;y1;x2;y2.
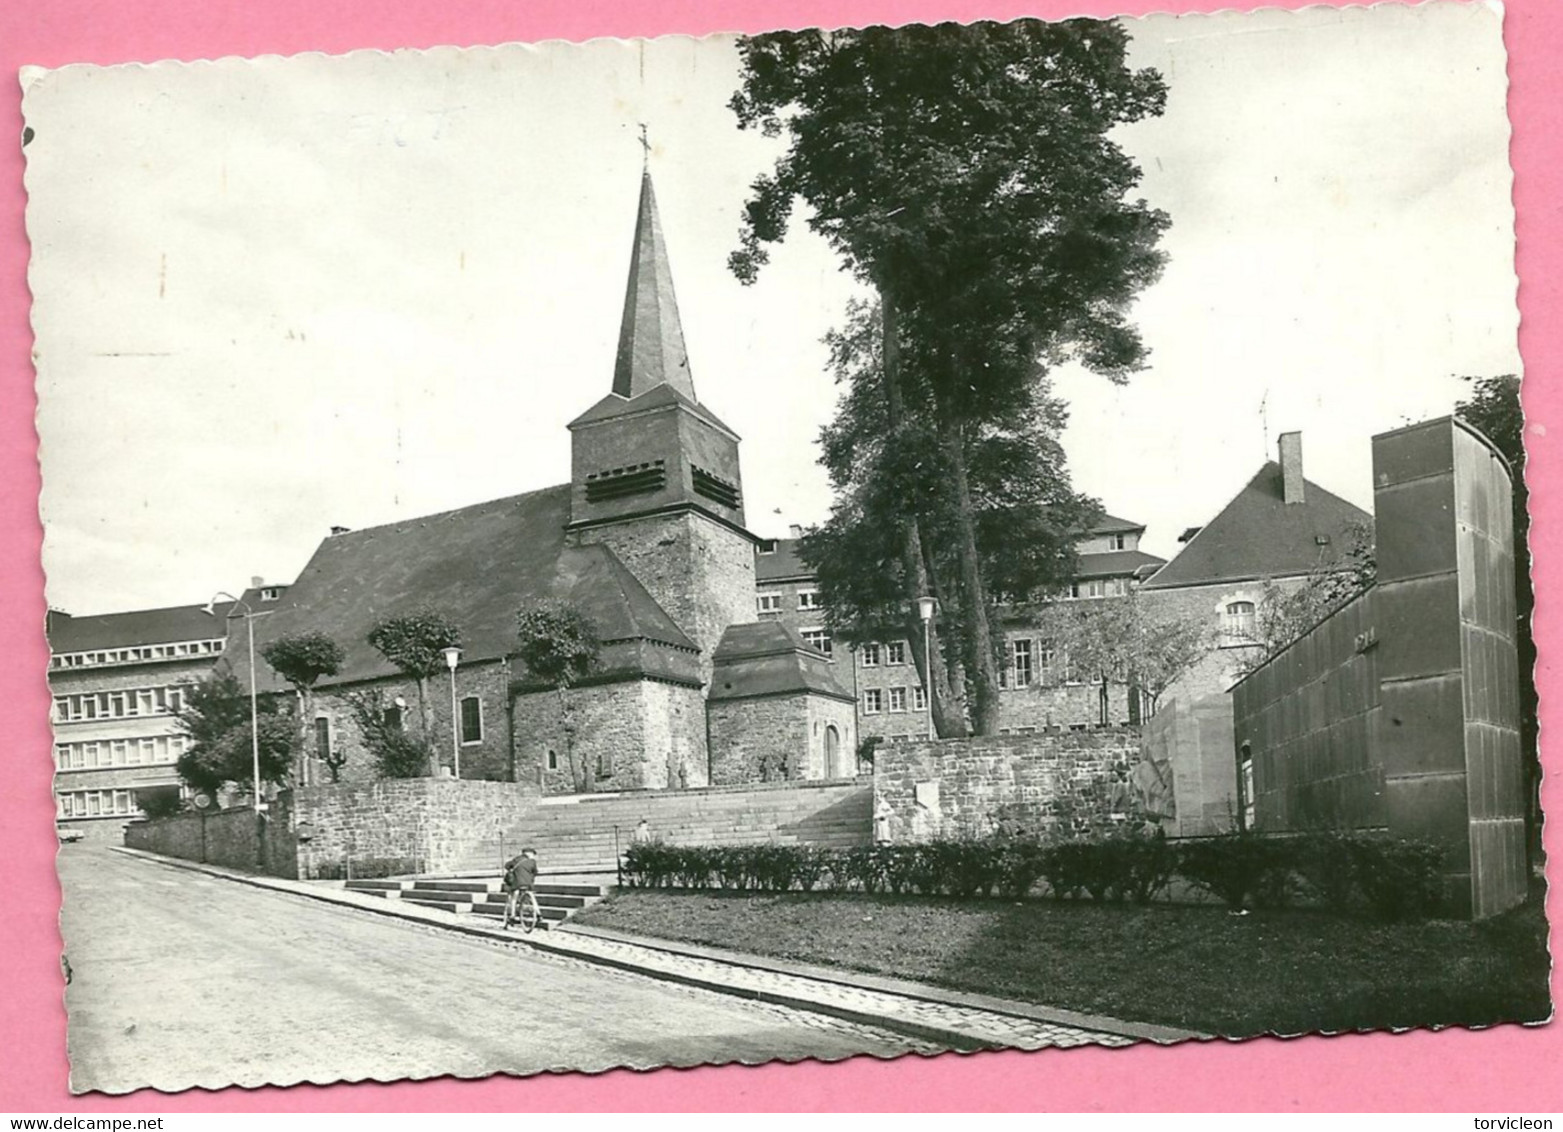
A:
573;887;1553;1037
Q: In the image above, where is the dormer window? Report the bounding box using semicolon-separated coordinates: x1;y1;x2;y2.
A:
260;587;281;602
758;539;778;555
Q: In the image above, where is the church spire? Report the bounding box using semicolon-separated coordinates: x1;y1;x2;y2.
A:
612;167;696;402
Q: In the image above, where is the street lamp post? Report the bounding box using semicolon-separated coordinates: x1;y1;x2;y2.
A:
443;646;462;780
917;596;938;740
203;592;263;814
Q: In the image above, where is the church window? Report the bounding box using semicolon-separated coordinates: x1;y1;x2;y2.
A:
863;689;884;714
315;717;332;765
861;643;881;667
460;696;483;744
547;749;559;771
801;628;832;656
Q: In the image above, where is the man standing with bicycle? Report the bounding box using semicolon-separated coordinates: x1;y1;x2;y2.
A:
502;847;541;932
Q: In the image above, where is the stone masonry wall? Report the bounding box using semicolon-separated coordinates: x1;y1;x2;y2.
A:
874;728;1145;842
286;778;541;880
310;659;514;785
123;806;296;875
575;512;757;687
512;679;706;794
709;693;858;785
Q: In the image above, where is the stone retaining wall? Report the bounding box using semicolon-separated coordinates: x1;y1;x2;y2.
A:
873;729;1145;842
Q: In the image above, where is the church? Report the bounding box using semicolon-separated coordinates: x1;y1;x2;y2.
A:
230;170;858;794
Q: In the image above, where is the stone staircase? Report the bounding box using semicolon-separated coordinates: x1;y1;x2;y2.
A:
344;875;609;929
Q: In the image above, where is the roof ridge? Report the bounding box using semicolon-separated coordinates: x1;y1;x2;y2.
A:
324;482;571;542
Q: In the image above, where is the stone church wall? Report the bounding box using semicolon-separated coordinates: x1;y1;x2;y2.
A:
512;678;706;794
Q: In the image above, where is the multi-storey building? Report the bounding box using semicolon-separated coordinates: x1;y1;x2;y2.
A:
752;515;1168;745
47;582;286;838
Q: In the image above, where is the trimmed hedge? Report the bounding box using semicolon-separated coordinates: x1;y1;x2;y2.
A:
621;831;1446;920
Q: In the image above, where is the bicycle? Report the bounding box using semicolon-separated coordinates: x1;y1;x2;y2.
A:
503;887;542;933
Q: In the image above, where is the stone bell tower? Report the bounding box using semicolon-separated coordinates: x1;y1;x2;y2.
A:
566;168;757;684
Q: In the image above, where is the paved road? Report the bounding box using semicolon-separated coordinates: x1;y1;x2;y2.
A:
60;848;929;1094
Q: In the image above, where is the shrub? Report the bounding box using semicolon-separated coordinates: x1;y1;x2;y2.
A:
1351;838;1443;921
134;787;185;820
1175;834;1292;911
995;841;1048;900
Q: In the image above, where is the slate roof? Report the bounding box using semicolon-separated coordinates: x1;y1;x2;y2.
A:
569;380;737;437
613;170;696;402
755;537;811;583
1141;462;1372;590
47;602;235;654
709;621;855;703
1075;549;1167;580
225;484;697;693
1089;513;1146;535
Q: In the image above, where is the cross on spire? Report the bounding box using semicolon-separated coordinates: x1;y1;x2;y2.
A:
638;123;651;163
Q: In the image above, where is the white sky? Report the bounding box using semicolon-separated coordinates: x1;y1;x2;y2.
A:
23;1;1518;615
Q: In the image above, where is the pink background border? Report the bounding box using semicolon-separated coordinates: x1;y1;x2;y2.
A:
1;0;1556;1112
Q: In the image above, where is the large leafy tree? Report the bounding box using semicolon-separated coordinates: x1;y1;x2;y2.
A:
515;601;602;792
1455;374;1537;855
367;608;462;776
260;630;345;784
173;672;296;801
730;19;1169;732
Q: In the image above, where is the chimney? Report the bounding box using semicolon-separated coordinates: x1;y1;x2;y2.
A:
1279;432;1305;505
330;525;351;536
789;524;804;539
250;575;264;589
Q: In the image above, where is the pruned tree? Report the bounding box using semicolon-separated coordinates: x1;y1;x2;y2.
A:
515;601;602;792
173;672;296;801
260;630;345;784
367;608;462;776
1042;592;1214;723
343;690;429;779
729;19;1170;733
1235;519;1377;676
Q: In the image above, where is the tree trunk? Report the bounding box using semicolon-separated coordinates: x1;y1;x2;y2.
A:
880;288;969;738
558;683;589;793
294;688;308;787
936;408;1001;735
416;676;438;777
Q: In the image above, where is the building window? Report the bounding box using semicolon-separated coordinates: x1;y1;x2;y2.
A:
1110;533;1126;550
912;687;927;712
888;687;907;712
547;749;559;771
1071;579;1108;600
460;696;483;744
1224;601;1257;642
801;628;833;656
757;593;781;615
861;643;881;667
384;703;403;731
758;539;777;555
260;587;281;601
886;641;906;665
315;717;332;765
1012;639;1034;688
863;689;884;714
797;589;823;611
